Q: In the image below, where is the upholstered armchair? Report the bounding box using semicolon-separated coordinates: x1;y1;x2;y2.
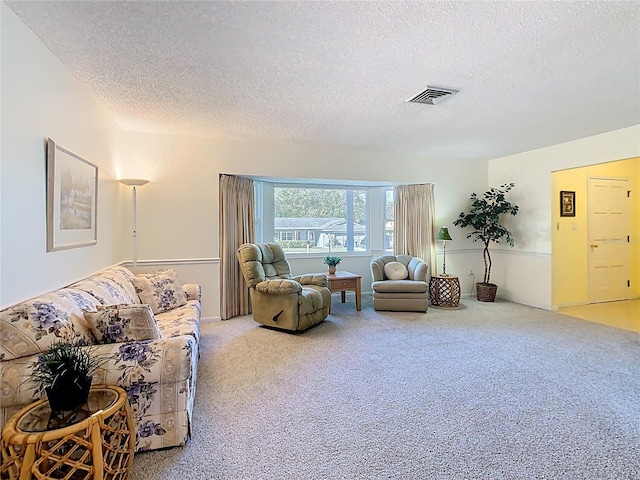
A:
236;243;331;332
370;255;429;312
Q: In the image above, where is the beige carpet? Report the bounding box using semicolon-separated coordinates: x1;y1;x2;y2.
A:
130;296;640;480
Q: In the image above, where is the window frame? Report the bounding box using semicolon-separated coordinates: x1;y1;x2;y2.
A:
254;179;393;258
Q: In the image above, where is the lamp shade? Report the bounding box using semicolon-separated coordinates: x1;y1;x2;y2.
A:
437;226;452;241
119;178;149;187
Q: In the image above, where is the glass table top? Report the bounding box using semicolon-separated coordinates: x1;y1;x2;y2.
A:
17;388;118;433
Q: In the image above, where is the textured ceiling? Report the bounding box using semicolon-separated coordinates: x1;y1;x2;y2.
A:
6;1;640;161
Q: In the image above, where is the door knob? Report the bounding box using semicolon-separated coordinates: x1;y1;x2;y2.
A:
590;244;598;248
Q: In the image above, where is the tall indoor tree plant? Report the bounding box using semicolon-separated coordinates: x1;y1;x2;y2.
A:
453;183;519;302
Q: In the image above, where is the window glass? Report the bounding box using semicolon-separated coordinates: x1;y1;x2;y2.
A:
274;187;367;254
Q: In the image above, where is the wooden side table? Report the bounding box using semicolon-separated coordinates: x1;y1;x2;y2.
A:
327;271;362;311
429;274;461;308
0;385;135;480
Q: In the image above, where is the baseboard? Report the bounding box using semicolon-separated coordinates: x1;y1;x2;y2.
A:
553;297;640;310
554;301;589;309
201;316;221;323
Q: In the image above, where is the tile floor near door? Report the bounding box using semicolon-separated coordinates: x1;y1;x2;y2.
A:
558;299;640;333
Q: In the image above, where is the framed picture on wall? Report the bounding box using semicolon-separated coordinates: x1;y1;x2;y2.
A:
46;138;98;251
560;190;575;217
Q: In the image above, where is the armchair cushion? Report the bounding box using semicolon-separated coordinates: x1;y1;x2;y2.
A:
256;279;302;295
293;273;328;287
372;280;428;293
384;262;409;280
298;286;329;315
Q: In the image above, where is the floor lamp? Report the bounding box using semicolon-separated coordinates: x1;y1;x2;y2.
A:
119;179;149;271
437;226;453;276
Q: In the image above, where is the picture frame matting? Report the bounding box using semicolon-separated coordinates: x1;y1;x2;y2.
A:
46;138;98;252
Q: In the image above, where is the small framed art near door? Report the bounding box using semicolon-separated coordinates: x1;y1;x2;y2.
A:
560;190;575;217
46;138;98;252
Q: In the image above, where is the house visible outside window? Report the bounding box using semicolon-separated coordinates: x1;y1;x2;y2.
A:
253;180;394;255
273;186;367;254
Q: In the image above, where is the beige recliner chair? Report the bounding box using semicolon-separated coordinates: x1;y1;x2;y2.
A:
370;255;429;312
236;242;331;332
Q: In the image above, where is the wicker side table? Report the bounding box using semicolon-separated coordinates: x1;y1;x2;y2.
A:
0;385;135;480
429;274;461;308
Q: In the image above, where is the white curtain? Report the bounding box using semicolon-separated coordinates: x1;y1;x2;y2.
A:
219;175;255;320
394;183;436;277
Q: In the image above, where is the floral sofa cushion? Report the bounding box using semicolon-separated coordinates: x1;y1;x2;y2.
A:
85;304;162;344
96;266;140;304
132;269;187;314
71;266;140;306
0;289;99;361
155;301;201;339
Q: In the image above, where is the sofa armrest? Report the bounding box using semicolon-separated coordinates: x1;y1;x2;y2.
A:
370;259;385;282
182;283;202;301
183;283;201;302
255;279;301;295
0;356;41;407
292;273;328;287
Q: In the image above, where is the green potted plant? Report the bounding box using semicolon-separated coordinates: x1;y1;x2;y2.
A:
453;183;519;302
30;341;105;411
323;255;342;274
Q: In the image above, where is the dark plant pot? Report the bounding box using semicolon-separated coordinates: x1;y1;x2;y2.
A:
476;282;498;302
46;376;92;412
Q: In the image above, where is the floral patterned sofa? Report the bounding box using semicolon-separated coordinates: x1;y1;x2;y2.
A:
0;265;201;452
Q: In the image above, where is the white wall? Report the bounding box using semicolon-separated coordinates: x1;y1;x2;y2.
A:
488;125;640;309
0;4;127;307
120;131;489;317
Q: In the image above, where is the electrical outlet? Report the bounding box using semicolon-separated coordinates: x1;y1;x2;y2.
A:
466;269;473;276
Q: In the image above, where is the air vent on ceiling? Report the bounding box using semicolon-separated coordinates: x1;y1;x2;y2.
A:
407;86;459;105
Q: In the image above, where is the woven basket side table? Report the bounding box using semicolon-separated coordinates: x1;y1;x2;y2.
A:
429;274;461;308
0;385;135;480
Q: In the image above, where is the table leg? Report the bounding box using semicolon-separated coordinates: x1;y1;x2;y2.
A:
341;291;346;303
20;444;36;480
356;278;361;311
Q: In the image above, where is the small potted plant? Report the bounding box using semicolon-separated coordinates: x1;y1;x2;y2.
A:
453;183;519;302
30;341;105;412
323;255;342;274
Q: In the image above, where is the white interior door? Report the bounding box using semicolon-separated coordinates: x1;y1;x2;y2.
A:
588;178;630;303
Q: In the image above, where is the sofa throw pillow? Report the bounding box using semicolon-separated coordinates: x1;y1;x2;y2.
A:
384;261;408;280
132;269;188;314
84;304;162;344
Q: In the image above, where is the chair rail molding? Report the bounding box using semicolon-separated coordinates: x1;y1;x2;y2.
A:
122;257;221;321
